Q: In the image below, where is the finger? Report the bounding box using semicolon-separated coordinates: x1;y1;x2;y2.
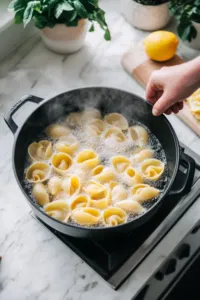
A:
146;87;157;105
165;108;173;115
146;77;158;104
171;104;180;114
178;101;184;110
152;92;173;116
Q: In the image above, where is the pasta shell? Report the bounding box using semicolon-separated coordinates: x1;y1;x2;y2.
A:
115;199;145;214
132;146;146;155
76;150;99;169
71;207;101;225
66;112;83;127
48;176;63;196
124;167;143;186
104;113;128;130
51;153;72;175
82;108;101;122
83;181;110;209
111;155;131;173
128;125;148;147
141;158;165;181
46;124;70;139
69;194;90;210
132;149;154;164
85;119;106;136
108;181;119;190
44;200;70;222
131;183;160;203
55;134;79;156
103;127;126;144
111;184;128;202
32;183;49;206
26;162;50;183
103;207;127;227
92;165;115;182
62;175;81;197
28;140;52;161
83;180;106;197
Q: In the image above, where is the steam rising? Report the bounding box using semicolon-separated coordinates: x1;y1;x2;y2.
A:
23;87;168;228
43;87;153;128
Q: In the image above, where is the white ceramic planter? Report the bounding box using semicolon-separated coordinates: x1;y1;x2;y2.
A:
121;0;171;31
40;19;88;54
184;21;200;50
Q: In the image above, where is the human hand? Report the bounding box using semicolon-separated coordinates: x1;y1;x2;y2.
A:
146;58;200;116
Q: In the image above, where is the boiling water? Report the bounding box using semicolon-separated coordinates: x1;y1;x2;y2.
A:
23;112;168;228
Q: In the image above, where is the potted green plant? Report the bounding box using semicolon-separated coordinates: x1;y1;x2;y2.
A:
121;0;171;31
169;0;200;49
8;0;111;54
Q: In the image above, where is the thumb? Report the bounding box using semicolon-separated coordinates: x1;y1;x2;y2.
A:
152;93;172;116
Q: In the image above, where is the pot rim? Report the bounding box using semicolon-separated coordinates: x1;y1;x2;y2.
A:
12;86;180;232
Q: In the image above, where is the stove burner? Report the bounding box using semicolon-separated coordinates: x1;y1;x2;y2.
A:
32;143;200;290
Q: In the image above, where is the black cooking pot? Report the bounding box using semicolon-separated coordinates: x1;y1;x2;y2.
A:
4;87;195;239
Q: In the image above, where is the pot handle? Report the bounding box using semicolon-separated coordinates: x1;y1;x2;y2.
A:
169;152;195;196
4;95;44;134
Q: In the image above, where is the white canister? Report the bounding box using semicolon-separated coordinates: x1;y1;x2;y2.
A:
40;19;88;54
184;21;200;50
121;0;171;31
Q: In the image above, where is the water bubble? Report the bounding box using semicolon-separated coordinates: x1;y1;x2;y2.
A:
23;111;168;227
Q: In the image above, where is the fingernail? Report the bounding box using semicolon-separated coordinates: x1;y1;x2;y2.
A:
153;108;159;116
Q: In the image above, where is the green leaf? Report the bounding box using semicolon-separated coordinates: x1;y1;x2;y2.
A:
8;0;18;12
34;15;48;29
49;0;59;6
177;22;192;41
42;4;48;13
23;1;41;27
69;10;77;22
104;28;111;41
14;9;24;24
8;0;26;13
48;0;59;17
169;0;199;42
192;12;200;23
65;18;78;27
88;0;98;7
73;0;88;18
87;12;95;20
23;8;33;26
95;9;107;29
8;0;111;41
89;23;94;32
47;21;56;28
55;1;74;19
189;25;198;41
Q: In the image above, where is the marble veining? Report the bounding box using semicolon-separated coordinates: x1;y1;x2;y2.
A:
0;0;200;299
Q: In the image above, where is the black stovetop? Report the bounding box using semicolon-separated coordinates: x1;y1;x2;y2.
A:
32;143;200;290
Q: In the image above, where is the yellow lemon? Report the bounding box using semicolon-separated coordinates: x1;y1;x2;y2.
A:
143;31;179;62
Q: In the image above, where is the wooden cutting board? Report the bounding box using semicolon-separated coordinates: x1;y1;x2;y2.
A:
121;42;200;136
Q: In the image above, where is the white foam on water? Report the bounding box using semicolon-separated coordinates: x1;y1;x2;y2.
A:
23;111;168;228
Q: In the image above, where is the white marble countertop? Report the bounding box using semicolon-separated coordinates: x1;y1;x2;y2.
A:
0;0;13;30
0;1;200;299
